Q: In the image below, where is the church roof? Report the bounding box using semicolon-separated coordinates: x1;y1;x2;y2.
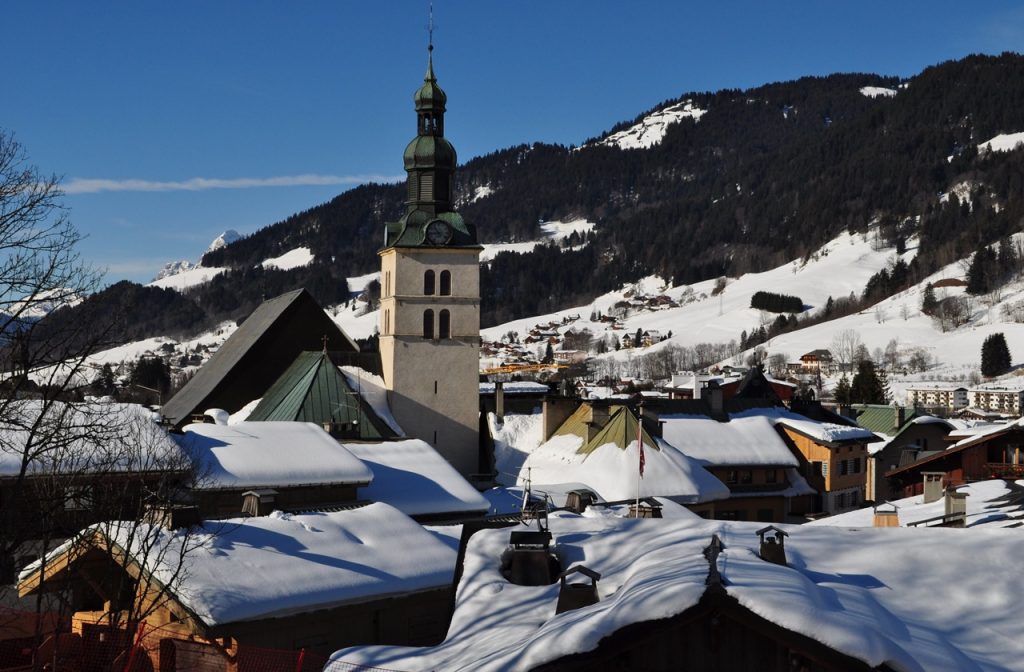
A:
161;289;359;429
247;351;397;440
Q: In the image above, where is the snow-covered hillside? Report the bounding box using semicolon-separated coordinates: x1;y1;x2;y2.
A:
595;100;706;150
482;229;1024;400
479;218;596;262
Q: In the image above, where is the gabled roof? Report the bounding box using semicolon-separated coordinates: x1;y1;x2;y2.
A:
162;289;359;429
247;351;396;440
848;404;926;435
886;418;1024;477
21;503;455;630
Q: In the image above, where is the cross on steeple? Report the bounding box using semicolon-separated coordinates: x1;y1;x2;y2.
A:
429;2;435;52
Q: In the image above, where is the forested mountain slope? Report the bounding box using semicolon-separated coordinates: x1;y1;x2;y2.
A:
43;53;1024;344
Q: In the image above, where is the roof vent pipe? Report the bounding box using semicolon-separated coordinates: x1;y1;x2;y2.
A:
756;525;788;565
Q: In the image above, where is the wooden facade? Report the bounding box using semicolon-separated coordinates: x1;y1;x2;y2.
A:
779;428;869;514
887;427;1024;497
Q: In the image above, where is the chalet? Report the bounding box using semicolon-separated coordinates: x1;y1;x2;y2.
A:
905;383;968;413
330;516;1024;672
0;401;189;581
775;414;879;514
161;289;361;429
18;503;456;667
886;419;1024;497
867;416;964;501
798;349;835;374
664;368;795;404
553;349;587;364
658;407;815;522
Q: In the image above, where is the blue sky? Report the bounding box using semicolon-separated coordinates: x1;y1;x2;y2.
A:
7;1;1024;284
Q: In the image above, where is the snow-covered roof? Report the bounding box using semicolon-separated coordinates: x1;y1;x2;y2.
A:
343;439;488;517
479;381;550;395
660;412;799;467
177;421;373;489
524;433;730;503
339;366;403;435
808;479;1024;529
0;401;183;477
330;515;1024;672
38;503;456;628
773;415;879;445
489;410;545;487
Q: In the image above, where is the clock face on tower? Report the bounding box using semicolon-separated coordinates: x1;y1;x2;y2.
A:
425;220;452;245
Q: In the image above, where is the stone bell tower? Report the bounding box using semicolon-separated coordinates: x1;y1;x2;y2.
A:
378;44;481;476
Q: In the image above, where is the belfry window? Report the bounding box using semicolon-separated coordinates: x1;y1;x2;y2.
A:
424;270;435;295
439;310;451;339
384;310;390;335
439;270;451;296
423;309;434;339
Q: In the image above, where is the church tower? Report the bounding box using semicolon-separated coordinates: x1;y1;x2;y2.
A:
378;44;482;476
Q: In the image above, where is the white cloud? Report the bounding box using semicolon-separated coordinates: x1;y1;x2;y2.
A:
63;173;403;194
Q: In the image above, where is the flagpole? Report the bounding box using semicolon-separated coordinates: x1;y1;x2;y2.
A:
635;400;643;514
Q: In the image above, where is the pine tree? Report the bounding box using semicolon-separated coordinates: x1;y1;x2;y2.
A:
981;332;1012;377
834;375;851;405
850;360;885;404
921;283;937;315
966;246;995;295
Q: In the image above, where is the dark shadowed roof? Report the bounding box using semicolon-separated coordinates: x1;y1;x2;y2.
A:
247;351;396;440
161;289;359;428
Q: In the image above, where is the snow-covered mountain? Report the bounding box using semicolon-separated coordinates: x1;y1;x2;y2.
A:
594;100;706;150
153;260;198;281
206;229;241;254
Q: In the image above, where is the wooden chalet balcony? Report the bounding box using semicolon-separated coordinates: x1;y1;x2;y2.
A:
985;463;1024;478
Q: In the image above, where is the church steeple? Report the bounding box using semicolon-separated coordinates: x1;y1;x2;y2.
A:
403;46;456;216
383;40;478;249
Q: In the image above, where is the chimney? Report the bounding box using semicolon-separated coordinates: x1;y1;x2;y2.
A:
500;526;559;586
242;489;279;517
555;565;601;614
922;472;945;504
628;500;663;518
894;405;906;430
944;488;969;527
495;381;505;423
707;382;724;415
692;373;702;400
872;502;900;527
143;503;201;530
565;489;596;514
755;526;788;565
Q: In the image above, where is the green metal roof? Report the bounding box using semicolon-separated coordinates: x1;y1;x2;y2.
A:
248;351;396;440
579;406;658;456
849;404;925;435
551;403;658;457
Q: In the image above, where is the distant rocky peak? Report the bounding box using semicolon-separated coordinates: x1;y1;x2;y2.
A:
153;260;197;281
207;229;241;254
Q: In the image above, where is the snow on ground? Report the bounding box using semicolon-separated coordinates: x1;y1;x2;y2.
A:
471;184;493;202
331;515;1024;671
809;479;1024;529
261;246;314;271
148;265;228;291
859;86;897;98
978;131;1024;154
345;270;379;294
596;100;707;150
538;218;595;241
